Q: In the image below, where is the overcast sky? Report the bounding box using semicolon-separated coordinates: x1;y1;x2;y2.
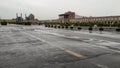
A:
0;0;120;20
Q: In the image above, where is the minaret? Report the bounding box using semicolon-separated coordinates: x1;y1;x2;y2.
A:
21;13;22;18
25;14;27;20
16;13;18;18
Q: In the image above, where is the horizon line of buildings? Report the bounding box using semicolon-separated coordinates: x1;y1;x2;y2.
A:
0;13;39;23
0;11;120;25
45;11;120;26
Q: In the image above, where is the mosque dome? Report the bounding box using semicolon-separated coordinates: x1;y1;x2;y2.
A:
28;14;35;20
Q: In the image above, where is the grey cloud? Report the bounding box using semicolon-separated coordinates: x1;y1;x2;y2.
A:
0;0;120;20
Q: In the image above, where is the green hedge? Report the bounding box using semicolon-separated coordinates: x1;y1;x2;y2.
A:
6;22;32;25
1;21;7;25
24;22;31;25
43;22;120;28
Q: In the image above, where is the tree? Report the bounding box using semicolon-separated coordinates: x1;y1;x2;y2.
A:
78;27;82;30
99;27;104;34
88;26;93;33
116;23;120;32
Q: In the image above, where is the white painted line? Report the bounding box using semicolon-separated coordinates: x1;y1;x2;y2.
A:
65;49;86;58
23;32;46;43
35;30;80;40
36;30;120;46
92;63;108;68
